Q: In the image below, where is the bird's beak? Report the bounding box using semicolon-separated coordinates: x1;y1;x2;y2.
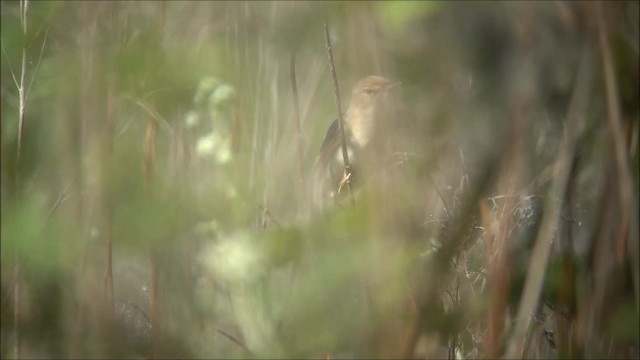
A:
385;81;401;91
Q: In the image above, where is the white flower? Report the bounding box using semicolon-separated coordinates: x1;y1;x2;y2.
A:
201;232;263;283
185;111;200;128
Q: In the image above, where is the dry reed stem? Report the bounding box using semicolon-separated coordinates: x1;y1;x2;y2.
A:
290;54;305;186
323;22;354;204
12;1;30;357
103;80;116;316
595;1;640;313
506;43;593;358
144;119;159;358
402;157;500;358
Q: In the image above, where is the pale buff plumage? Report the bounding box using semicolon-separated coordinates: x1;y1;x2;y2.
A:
311;75;399;210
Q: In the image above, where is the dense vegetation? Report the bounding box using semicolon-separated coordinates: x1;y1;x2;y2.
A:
1;1;638;358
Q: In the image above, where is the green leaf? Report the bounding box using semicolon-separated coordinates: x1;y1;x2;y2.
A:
377;1;439;34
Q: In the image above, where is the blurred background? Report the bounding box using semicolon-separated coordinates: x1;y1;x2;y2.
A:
1;1;638;358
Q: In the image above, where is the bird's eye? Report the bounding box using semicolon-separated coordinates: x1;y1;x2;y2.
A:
364;87;375;95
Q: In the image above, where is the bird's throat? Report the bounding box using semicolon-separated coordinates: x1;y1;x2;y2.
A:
345;105;374;149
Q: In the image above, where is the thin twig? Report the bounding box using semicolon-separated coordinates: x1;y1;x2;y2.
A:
402;153;501;358
290;54;305;185
14;2;30;357
0;41;20;89
25;26;50;102
216;328;254;356
505;43;593;358
144;109;159;360
323;22;354;204
595;0;639;312
123;95;174;135
427;172;451;217
257;202;283;229
45;179;74;220
103;1;117;328
103;86;116;317
16;0;30;168
147;8;168;357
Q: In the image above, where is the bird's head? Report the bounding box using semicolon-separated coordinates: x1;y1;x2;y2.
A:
349;75;400;111
345;75;400;148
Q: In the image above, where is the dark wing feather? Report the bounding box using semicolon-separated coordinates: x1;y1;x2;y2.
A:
310;119;343;210
313;119;343;173
319;118;340;154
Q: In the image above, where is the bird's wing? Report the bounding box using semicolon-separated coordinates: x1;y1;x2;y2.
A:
319;118;340;153
310;118;343;210
315;118;343;170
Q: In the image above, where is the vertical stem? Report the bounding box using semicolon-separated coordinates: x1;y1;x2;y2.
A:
13;263;21;359
14;1;30;358
103;2;116;318
147;7;165;357
290;54;305;186
505;43;593;359
323;22;354;204
486;103;523;357
144;121;157;183
595;0;639;312
104;82;115;315
104;211;114;313
16;0;29;167
145;120;158;359
150;252;159;359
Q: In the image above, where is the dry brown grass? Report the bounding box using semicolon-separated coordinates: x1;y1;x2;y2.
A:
1;1;637;358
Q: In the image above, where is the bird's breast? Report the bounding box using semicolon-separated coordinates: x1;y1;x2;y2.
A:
346;107;374;149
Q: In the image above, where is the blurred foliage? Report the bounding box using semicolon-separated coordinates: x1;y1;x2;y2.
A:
376;1;440;34
1;199;81;285
1;1;638;359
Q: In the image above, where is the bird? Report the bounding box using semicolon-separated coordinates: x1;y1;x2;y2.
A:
310;75;400;210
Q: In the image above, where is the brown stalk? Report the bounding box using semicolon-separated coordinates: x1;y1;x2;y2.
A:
486;6;533;353
145;119;159;359
323;22;354;204
15;0;29;169
103;81;116;316
103;2;117;319
594;0;639;312
290;54;305;185
401;154;500;358
505;43;593;358
485;102;528;357
147;5;166;358
555;154;580;358
11;1;31;357
583;152;622;355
